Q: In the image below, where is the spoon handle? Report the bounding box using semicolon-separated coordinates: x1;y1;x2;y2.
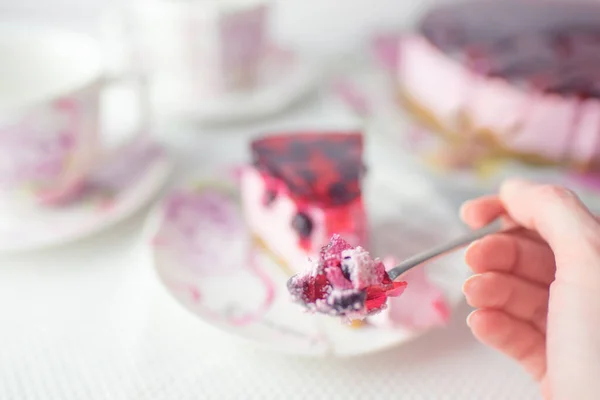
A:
387;218;517;281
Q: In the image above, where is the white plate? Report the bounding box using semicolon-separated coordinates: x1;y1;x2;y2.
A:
145;164;471;357
0;140;172;252
152;49;324;124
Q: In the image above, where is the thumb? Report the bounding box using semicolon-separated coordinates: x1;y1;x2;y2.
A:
500;178;600;284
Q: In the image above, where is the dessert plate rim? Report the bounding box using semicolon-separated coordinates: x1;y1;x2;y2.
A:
143;164;471;358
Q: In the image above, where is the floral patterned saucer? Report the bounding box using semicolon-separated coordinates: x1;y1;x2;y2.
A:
0;140;172;252
145;166;470;357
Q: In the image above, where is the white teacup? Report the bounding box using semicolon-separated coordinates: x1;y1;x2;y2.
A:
0;23;148;206
121;0;270;99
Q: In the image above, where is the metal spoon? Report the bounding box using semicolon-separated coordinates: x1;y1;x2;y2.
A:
387;217;518;281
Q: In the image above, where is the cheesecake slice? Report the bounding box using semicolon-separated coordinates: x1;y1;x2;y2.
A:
241;131;368;274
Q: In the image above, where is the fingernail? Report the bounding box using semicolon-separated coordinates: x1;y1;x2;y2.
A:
462;273;481;294
466;239;481;254
459;200;474;222
464;239;482;267
466;310;476;327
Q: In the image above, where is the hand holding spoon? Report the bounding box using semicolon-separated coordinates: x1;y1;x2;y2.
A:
387;217;518;280
287;217;518;320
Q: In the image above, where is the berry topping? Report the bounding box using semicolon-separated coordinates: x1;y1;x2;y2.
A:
328;182;355;205
251;132;365;207
287;234;407;321
329;289;367;314
287;271;330;306
341;256;352;280
419;1;600;98
291;212;313;239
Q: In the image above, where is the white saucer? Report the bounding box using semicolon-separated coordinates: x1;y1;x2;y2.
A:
153;48;323;124
145;165;470;358
0;140;172;253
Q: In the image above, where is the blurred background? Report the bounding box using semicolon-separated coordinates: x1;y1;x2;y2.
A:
0;0;433;55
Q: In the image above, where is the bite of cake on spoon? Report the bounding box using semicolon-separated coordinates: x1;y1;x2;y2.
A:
287;234;408;321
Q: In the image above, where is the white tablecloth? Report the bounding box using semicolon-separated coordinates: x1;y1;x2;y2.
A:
0;93;541;399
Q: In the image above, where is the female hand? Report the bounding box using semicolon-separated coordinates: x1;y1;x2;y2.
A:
460;179;600;400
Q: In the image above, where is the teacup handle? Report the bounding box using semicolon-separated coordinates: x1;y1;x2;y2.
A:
96;5;151;162
98;70;151;163
36;72;151;207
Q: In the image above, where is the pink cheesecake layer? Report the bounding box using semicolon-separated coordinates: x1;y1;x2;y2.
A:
399;35;472;128
507;95;576;160
398;34;600;165
468;76;529;136
240;166;367;273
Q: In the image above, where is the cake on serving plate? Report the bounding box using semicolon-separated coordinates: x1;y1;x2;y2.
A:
240;131;368;275
398;0;600;170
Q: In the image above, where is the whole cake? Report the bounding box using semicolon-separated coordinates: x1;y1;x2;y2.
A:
240;132;368;274
399;0;600;170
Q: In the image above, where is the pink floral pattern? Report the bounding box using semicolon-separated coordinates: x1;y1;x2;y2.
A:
153;180;277;326
0;140;170;252
371;33;401;73
0;99;77;188
219;6;268;90
331;79;371;117
156;188;245;274
187;4;269;96
68;140;163;210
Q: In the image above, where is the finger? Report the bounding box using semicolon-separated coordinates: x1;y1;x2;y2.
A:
500;179;600;285
500;180;600;251
540;378;552;400
463;272;549;332
460;196;544;243
461;193;600;230
465;233;556;286
468;309;547;381
460;195;504;227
